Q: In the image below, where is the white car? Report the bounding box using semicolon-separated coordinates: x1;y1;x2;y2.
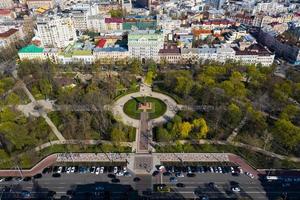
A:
113;167;118;174
71;167;75;173
57;166;63;173
66;167;71;174
100;167;104;174
230;167;235;173
95;167;100;175
245;172;254;179
231;187;240;192
116;171;124;176
210;167;214;173
237;167;243;173
218;167;222;173
90;166;96;173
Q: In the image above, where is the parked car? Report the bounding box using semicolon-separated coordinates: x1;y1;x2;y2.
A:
95;167;100;175
57;166;63;173
169;177;177;183
124;172;131;177
231;187;240;192
175;172;184;178
176;183;185;187
116;171;124;176
113;167;118;174
71;166;75;173
245;172;254;179
100;167;104;174
66;167;71;174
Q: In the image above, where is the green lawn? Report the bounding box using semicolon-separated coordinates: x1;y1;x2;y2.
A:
123;96;167;119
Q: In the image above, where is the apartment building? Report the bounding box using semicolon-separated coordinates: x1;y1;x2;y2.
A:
128;31;164;61
36;15;77;48
0;0;13;9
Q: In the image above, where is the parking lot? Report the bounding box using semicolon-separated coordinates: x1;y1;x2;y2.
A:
0;163;300;199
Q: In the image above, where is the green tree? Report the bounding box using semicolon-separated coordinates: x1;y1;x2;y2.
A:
129;59;142;74
192;118;209;139
179;122;192;139
273;119;300;150
157;127;172;142
111;127;126;143
227;103;242;125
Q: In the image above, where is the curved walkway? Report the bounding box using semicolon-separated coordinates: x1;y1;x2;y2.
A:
111;84;179;128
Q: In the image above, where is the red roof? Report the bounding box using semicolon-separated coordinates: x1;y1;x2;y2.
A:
0;29;18;38
0;9;11;15
105;18;123;24
96;39;106;48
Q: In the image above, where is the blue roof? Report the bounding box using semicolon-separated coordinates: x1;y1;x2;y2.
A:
93;47;128;52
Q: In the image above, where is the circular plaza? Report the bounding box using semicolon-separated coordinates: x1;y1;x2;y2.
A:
111;84;179;128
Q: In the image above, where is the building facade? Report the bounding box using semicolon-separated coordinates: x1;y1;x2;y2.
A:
36;15;77;48
26;0;55;9
128;31;164;61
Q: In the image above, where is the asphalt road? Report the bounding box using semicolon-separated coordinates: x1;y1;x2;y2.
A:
1;170;299;199
152;172;300;200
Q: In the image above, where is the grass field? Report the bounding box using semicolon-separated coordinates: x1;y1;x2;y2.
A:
123;96;167;119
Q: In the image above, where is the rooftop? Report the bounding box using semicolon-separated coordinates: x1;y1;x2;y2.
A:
0;29;18;38
19;44;44;53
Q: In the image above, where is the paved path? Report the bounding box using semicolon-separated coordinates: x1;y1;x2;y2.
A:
227;115;248;142
12;72;66;142
34;140;132;152
111;84;179;128
157;140;300;162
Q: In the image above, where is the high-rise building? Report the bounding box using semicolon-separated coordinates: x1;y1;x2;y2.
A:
128;31;164;61
36;15;77;48
0;0;13;9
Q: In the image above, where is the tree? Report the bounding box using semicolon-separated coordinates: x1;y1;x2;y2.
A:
111;127;126;143
129;59;142;74
227;103;242;125
179;122;192;139
192;118;209;139
157;127;172;142
273;119;300;151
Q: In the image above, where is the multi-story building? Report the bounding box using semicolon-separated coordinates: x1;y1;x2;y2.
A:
104;18;123;31
233;44;275;66
26;0;55;9
158;44;181;64
0;28;23;48
0;0;13;9
94;46;129;63
18;44;47;60
36;15;77;48
257;28;300;65
128;31;164;61
72;10;88;31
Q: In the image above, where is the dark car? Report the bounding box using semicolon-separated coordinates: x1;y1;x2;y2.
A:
23;177;31;182
187;173;196;177
176;183;185;187
33;173;42;179
4;177;12;181
152;171;159;176
163;171;171;176
42;167;50;174
133;177;141;182
108;174;116;179
52;173;61;178
111;178;120;183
